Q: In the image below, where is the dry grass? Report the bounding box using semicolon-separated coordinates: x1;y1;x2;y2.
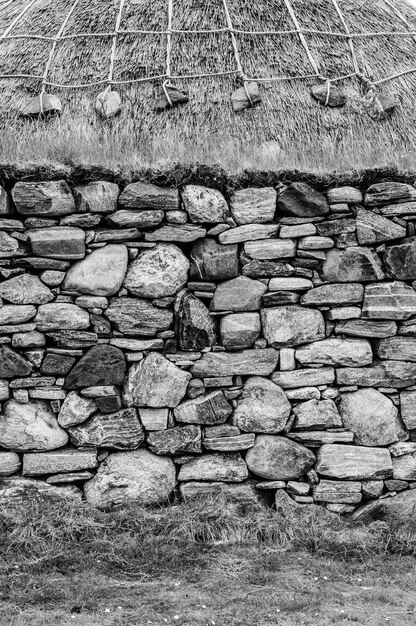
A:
1;495;416;625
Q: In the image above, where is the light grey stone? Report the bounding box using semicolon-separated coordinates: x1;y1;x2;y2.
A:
190;349;279;378
315;444;393;480
400;390;416;430
178;453;248;482
35;304;90;331
69;408;144;450
301;283;364;307
0;274;53;305
232;377;291;434
243;239;296;259
362;281;416;320
145;224;206;242
296;338;372;367
272;367;335;389
321;247;385;282
0;477;82;504
12;181;75;217
148;425;201;455
0;400;68;451
261;306;325;348
219;224;279;244
0;451;21;476
376;337;416;362
174;391;232;425
392;453;416;481
0;305;36;325
356;207;406;245
182;185;229;223
57;391;97;428
336;361;416;388
73;181;119;213
335;319;397;338
220;312;260;350
230;187;276;225
118;182;179;211
293;398;342;430
28;227;85;260
313;480;362;504
245;435;315;480
123;244;189;298
211;276;267;312
106;210;164;228
105;298;173;336
22;449;97;476
63;244;128;296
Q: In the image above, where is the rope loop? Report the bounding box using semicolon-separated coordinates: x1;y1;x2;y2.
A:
162;80;173;108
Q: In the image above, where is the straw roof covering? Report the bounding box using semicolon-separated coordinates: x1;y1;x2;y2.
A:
1;0;416;157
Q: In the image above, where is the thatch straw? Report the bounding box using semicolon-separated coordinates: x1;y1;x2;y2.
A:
1;0;416;163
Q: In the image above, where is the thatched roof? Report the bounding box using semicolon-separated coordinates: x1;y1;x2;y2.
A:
1;0;416;166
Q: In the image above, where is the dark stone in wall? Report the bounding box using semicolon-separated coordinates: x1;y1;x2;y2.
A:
65;345;126;389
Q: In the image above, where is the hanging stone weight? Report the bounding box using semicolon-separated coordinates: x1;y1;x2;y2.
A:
154;85;189;112
231;81;261;113
19;94;62;119
363;90;399;122
95;90;122;120
310;83;346;108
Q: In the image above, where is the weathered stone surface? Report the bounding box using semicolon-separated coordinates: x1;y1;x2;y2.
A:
376;337;416;362
138;408;168;431
219;224;278;245
232;377;291;434
244;239;296;259
288;430;354;446
384;238;416;280
46;471;94;484
84;449;176;508
190;238;238;281
362;281;416;320
174;391;232;425
148;425;201;455
298;236;334;250
0;274;53;305
0;305;36;325
310;84;346;107
339;388;407;446
202;433;255;452
242;260;295;278
145;224;206;243
231;81;261;112
315;444;393;480
211;276;267;312
175;290;217;350
28;227;85;260
46;330;98;348
230;188;276;225
362;480;384;499
280;223;317;238
272;367;335;389
63;244;128;296
190;349;279;377
313;480;362;504
12;181;75;217
355;488;416;524
293;399;342;430
73;182;119;214
0;231;20;257
178;453;248;482
61;214;101;228
263;291;300;306
180;480;260;505
356;207;406;245
41;352;75;376
57;391;97;428
19;93;62;118
245;436;315;480
277;183;329;217
106;298;173;336
124;244;189;298
389;442;416;458
182;185;229;223
269;277;313;291
0;400;68;451
0;477;82;504
22;450;98;476
119;183;179;211
392;452;416;480
301;283;363;307
296;338;372;367
69;408;144;450
35;303;90;331
364;182;416;207
335;319;397;338
321;247;385;282
123;352;191;408
327;186;362;205
400;391;416;430
0;345;32;378
65;345;126;389
316;218;356;237
336;361;416;388
0;452;21;476
261;306;325;348
107;209;163;228
220;312;260;350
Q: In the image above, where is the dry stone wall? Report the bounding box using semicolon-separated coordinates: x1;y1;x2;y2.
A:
1;175;416;516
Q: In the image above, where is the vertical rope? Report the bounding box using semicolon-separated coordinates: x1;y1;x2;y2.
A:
107;0;126;90
222;0;253;105
282;0;321;76
330;0;360;75
0;0;39;39
162;0;173;107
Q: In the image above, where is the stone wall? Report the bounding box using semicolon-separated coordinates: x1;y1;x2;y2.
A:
1;175;416;515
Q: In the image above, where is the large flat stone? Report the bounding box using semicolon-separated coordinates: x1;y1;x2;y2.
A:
245;435;316;480
300;283;363;307
182;185;229;223
362;281;416;320
145;224;206;242
293;398;342;430
35;303;90;331
174;391;232;425
232;377;291;433
106;210;163;228
272;367;335;389
63;244;128;296
0;274;53;305
12;181;76;216
243;239;296;260
178;453;248;482
210;276;267;312
220;312;260;350
295;338;372;367
179;480;261;505
68;408;144;450
356;207;406;245
73;181;119;213
230;187;276;225
339;388;407;446
313;480;362;504
0;305;36;325
190;349;279;377
261;306;325;348
315;444;393;480
376;337;416;361
241;260;296;278
22;450;98;476
28;227;85;260
123;352;191;408
190;238;238;281
105;298;173;336
148;425;201;455
277;183;329;217
219;224;278;244
84;450;176;509
335;319;397;338
336;361;416;388
0;477;82;504
118;182;179;211
364;182;416;207
0;400;68;451
321;247;385;282
123;244;189;298
384;238;416;280
64;345;126;389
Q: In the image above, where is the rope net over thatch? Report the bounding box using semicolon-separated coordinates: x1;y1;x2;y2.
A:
1;0;416;150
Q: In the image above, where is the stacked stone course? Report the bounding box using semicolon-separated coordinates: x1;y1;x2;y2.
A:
1;176;416;516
